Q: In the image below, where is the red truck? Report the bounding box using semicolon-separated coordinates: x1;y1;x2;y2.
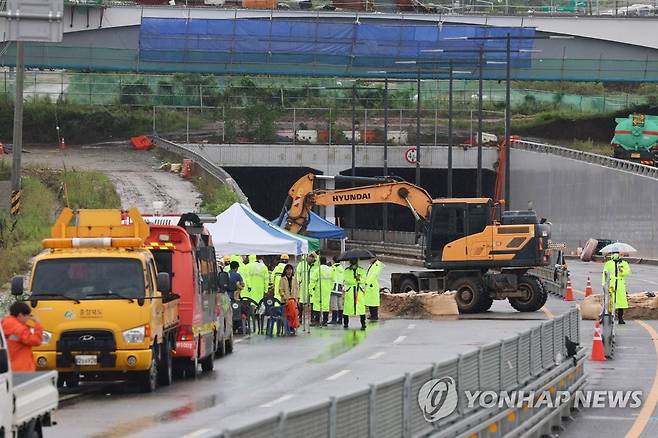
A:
144;213;233;378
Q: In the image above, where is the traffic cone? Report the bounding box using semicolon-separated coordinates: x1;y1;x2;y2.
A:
564;277;574;301
591;321;606;361
59;137;66;150
585;277;593;297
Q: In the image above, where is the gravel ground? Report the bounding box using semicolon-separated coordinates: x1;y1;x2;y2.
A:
22;143;201;212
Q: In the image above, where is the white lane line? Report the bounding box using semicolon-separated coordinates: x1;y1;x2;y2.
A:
181;429;213;438
259;394;294;408
393;335;407;344
326;370;351;381
368;351;385;360
407;324;416;330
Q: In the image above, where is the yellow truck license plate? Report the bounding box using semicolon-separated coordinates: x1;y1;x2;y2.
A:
75;355;98;366
631;153;641;158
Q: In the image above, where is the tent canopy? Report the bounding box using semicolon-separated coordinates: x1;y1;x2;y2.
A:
206;203;317;256
275;211;346;240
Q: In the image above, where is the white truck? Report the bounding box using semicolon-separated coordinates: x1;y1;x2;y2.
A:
0;320;58;437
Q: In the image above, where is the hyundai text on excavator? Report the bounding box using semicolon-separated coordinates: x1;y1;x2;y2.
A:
280;173;552;313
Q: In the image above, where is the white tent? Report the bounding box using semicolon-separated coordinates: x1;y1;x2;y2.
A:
206;203;309;256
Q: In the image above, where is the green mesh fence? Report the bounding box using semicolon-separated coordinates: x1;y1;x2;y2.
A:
3;70;649;115
4;44;658;83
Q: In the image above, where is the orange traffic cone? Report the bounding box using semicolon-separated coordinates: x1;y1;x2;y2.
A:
591;321;606;361
585;277;593;297
59;137;66;150
564;277;574;301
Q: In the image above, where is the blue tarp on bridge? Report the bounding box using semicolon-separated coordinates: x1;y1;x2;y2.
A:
138;18;535;76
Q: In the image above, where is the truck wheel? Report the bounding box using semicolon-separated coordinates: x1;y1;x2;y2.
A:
157;339;173;386
479;295;494;312
398;277;418;293
17;419;42;438
451;277;485;314
201;353;214;372
509;275;547;312
139;352;159;393
214;333;226;358
185;356;198;379
225;336;234;354
173;362;184;380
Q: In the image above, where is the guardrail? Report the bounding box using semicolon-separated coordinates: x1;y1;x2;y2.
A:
511;139;658;178
152;136;250;205
220;308;584;438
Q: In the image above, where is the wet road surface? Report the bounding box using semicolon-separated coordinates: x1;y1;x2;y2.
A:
48;261;583;438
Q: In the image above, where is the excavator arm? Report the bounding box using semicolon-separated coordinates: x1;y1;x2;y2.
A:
280;173;433;234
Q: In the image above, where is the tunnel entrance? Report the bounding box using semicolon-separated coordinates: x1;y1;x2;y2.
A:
222;167;495;232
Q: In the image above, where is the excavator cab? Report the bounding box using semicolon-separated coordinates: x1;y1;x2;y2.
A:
426;199;493;268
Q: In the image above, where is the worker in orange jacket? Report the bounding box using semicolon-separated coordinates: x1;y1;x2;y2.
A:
2;302;43;371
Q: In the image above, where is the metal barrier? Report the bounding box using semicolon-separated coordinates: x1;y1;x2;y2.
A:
511;139;658;179
152;136;250;205
219;308;585;438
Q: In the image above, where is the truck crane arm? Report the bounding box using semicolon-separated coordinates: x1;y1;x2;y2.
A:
280;173;433;234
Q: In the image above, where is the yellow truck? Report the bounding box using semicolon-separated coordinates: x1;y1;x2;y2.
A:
11;208;179;392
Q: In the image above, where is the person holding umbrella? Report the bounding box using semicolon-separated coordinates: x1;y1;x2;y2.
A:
340;249;374;330
601;243;634;324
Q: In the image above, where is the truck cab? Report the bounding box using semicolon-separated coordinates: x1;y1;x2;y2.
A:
16;208;179;392
144;213;233;378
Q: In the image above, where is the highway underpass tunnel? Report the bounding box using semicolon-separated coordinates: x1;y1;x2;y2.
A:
224;167;494;232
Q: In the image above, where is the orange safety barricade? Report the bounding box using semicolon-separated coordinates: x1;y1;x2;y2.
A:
130;136;153;150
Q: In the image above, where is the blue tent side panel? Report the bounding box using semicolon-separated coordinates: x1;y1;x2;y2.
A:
275;211;345;240
306;212;346;239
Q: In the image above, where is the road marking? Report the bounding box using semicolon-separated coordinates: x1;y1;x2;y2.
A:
541;306;554;319
407;324;416;330
368;351;385;360
393;335;407;344
234;334;252;344
625;320;658;438
326;370;351;381
181;429;213;438
259;394;294;408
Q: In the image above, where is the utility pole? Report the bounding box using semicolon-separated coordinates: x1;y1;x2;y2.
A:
504;33;512;210
350;84;356;230
383;77;389;240
447;62;454;198
10;42;25;216
477;46;483;197
415;69;422;188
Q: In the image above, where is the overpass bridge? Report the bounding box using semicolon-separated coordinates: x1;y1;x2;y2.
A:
4;7;658;81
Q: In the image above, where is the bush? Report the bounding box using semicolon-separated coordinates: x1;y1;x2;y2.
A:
195;174;241;216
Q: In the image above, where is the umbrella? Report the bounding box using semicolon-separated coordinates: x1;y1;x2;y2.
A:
337;248;376;261
600;242;637;254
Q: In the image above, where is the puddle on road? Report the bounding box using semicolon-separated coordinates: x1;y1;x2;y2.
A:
309;324;379;363
88;394;219;438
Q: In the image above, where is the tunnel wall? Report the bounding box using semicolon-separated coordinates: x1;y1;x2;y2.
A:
510;149;658;259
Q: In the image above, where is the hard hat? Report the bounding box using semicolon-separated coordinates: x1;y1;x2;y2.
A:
223;255;231;263
280;254;289;260
248;255;257;263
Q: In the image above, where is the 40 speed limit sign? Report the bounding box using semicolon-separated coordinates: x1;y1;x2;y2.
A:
404;147;417;164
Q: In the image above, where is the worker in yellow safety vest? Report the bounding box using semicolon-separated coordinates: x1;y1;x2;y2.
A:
244;255;269;303
329;257;345;325
602;251;631;324
311;256;333;326
343;259;367;330
364;257;384;321
271;254;289;301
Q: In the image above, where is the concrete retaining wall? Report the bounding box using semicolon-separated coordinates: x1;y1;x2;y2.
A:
510;148;658;258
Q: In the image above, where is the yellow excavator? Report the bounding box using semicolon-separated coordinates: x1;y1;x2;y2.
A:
279;173;552;313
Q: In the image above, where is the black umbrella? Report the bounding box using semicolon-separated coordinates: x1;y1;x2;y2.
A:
337;248;376;261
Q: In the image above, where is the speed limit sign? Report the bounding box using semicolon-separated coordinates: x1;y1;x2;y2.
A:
404;147;417;164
